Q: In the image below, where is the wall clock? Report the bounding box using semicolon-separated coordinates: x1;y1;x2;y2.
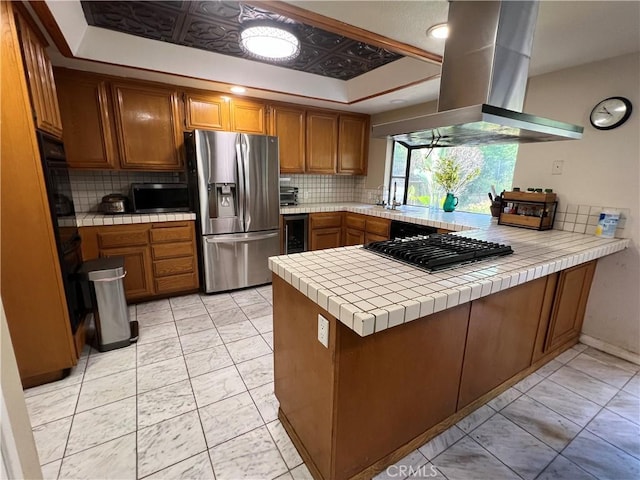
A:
590;96;633;130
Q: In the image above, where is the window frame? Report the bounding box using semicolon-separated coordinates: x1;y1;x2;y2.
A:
388;142;411;205
387;141;518;213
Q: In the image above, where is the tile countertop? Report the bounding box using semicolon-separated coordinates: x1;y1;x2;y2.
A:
280;203;493;232
74;212;196;227
269;222;629;337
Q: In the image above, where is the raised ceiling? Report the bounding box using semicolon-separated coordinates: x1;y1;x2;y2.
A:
80;1;404;80
35;1;640;114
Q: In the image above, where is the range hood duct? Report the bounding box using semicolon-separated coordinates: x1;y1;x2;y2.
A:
372;1;583;147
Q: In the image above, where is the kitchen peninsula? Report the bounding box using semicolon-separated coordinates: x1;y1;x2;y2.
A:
269;212;629;480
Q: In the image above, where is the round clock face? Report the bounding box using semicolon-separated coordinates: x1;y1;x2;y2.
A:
590;96;632;130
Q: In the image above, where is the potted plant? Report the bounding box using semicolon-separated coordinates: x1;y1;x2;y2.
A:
432;155;480;212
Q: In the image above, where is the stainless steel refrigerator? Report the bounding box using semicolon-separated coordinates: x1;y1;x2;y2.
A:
186;130;280;293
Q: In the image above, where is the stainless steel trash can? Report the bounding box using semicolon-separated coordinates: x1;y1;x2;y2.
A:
81;257;138;352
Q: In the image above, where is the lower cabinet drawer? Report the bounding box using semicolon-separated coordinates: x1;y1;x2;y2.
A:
97;228;149;249
150;225;192;243
151;242;194;260
153;256;195;277
155;272;199;294
310;212;342;229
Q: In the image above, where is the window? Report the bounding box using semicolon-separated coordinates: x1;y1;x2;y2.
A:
388;143;518;214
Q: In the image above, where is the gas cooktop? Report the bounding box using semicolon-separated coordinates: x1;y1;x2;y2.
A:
364;234;513;272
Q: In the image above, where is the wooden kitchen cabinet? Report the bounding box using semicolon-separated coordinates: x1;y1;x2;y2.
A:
2;0;78;387
55;70;119;169
55;69;184;171
342;213;389;246
112;81;183;170
14;6;63;138
100;244;155;300
150;222;199;295
345;213;366;231
545;261;596;351
80;221;199;301
458;276;549;408
184;89;230;131
365;217;390;238
270;105;306;173
345;228;366;246
306;111;338;174
53;67;370;174
311;228;342;251
310;212;343;251
338;114;368;175
230;98;267;134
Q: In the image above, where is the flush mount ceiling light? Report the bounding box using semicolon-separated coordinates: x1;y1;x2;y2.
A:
427;23;449;39
240;23;300;62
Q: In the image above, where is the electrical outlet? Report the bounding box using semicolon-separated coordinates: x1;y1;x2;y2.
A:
552;160;564;175
318;314;329;348
304;190;310;199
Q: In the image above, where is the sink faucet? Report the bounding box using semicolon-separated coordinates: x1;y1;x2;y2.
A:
375;184;387;207
388;181;401;210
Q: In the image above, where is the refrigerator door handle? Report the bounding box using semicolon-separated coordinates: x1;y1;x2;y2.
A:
241;134;251;232
235;136;246;227
204;231;279;244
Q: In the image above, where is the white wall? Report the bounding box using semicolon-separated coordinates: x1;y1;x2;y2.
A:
515;53;639;355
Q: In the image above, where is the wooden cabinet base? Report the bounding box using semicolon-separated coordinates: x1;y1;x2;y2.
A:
274;275;469;480
273;265;590;480
22;370;68;389
80;221;199;302
155;272;199;295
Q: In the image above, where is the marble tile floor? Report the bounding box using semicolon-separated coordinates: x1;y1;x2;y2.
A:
24;287;639;480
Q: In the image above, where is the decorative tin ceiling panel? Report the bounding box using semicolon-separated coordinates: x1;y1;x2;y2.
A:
80;1;403;80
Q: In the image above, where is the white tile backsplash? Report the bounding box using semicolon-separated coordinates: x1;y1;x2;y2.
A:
280;175;366;204
555;204;629;238
69;171;182;213
72;171;373;213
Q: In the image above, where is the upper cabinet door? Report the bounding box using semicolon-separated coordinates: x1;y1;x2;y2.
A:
184;91;230;131
55;70;119;169
270;105;305;173
306;111;338;174
112;82;183;171
14;10;63;138
338;115;368;175
230;98;267;134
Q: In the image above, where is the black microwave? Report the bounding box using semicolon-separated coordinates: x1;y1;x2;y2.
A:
130;183;191;213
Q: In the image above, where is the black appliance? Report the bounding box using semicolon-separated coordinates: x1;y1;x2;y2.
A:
36;131;86;333
364;234;513;272
390;220;437;239
280;186;299;206
130;183;191;213
283;214;308;254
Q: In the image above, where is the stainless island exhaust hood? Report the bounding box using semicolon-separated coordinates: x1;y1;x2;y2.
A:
372;1;583;147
